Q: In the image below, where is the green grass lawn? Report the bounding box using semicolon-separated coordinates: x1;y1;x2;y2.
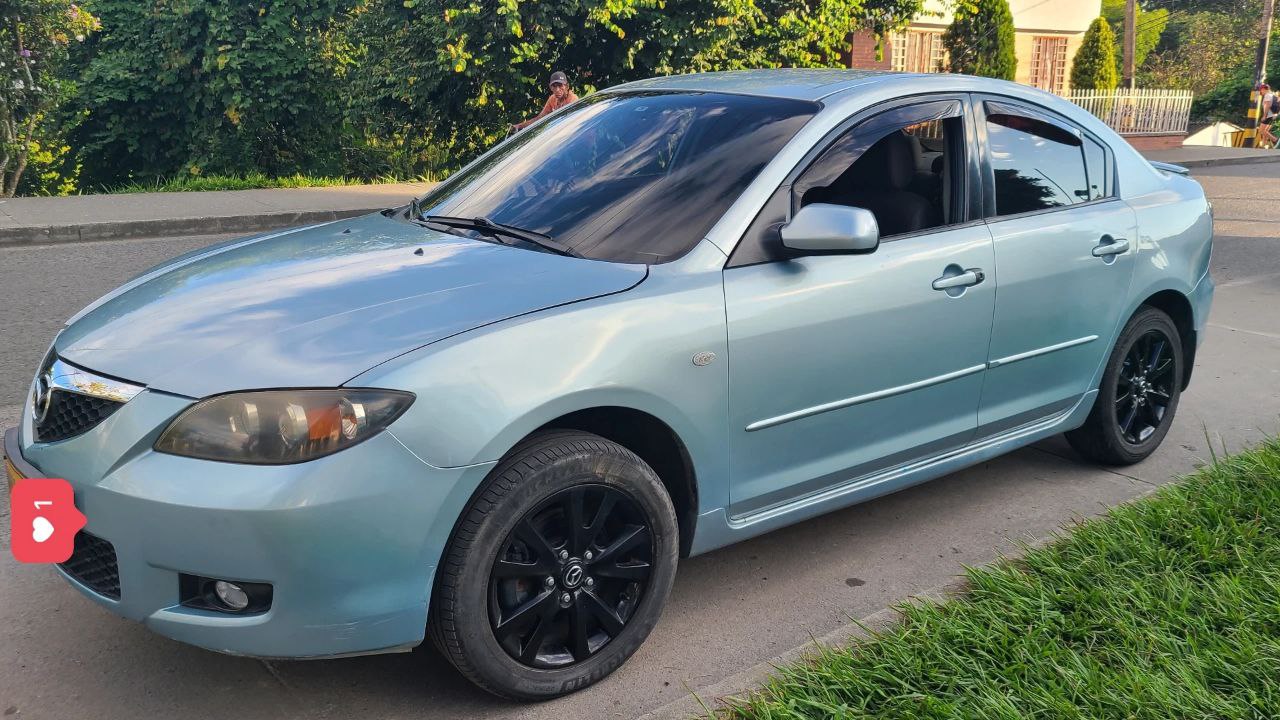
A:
721;439;1280;719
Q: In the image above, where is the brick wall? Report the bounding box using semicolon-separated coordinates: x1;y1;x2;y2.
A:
1122;133;1187;151
849;31;891;70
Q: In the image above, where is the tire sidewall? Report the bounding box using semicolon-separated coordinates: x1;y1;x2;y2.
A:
442;437;678;699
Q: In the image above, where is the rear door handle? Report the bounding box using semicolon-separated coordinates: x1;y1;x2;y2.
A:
1092;235;1130;257
932;268;986;291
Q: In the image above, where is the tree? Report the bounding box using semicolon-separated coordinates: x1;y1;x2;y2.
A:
1142;8;1257;94
1101;0;1167;75
1071;17;1119;89
68;0;356;187
0;1;97;196
347;0;923;175
944;0;1017;80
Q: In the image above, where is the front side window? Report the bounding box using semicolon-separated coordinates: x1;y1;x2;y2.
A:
986;111;1089;216
413;91;817;264
796;100;964;237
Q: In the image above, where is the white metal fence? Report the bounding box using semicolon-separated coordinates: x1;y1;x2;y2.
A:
1061;88;1194;135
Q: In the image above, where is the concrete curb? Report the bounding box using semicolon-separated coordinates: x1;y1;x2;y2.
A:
635;480;1167;720
634;580;968;720
0;207;382;247
1160;154;1280;169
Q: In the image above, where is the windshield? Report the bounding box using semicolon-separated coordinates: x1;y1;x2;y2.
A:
413;91;818;264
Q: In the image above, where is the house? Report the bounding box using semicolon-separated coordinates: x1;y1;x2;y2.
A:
850;0;1104;94
1184;121;1245;147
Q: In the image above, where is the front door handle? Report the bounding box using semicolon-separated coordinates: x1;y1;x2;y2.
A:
932;268;986;291
1092;235;1130;257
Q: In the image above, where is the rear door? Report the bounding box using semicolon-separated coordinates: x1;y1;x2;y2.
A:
974;97;1138;436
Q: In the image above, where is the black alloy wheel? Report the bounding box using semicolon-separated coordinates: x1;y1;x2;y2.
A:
1115;329;1176;445
489;484;653;668
430;430;678;700
1067;306;1184;466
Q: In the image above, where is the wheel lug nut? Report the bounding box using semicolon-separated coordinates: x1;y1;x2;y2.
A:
560;592;572;604
584;551;594;561
585;577;594;588
559;550;569;561
544;576;555;589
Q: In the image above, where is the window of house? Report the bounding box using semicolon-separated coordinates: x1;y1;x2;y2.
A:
890;30;947;73
1029;36;1069;93
986;112;1090;217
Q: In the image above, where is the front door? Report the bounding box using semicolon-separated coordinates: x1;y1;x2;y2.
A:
973;98;1138;435
723;96;997;518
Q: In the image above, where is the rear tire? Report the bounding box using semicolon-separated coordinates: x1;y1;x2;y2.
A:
1066;307;1183;466
429;430;678;700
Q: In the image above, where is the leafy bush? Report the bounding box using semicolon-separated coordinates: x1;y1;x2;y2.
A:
1189;28;1280;124
1101;0;1167;76
1071;17;1118;90
0;0;98;196
347;0;923;172
69;0;356;187
944;0;1016;80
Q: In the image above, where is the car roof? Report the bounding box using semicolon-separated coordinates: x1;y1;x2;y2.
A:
610;69;909;101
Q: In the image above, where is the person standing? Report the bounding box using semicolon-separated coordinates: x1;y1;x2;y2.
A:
1258;83;1279;148
512;71;579;132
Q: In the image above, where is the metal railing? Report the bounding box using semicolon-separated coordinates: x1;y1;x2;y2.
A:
1061;88;1194;135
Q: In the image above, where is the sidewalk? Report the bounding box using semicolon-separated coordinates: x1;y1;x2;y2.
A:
1142;145;1280;168
0;145;1274;247
0;182;433;246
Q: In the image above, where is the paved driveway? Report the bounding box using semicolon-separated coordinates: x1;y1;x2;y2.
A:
2;166;1279;719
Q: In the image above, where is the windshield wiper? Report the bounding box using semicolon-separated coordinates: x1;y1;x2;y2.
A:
418;215;582;258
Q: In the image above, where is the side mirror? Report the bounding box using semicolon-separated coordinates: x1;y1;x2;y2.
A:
780;203;880;254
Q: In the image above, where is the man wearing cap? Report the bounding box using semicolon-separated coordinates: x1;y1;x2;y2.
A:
512;71;579;132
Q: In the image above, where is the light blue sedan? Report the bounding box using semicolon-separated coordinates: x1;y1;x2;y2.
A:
4;70;1213;699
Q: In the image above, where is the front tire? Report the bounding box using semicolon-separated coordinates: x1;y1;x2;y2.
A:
430;430;678;700
1066;306;1184;465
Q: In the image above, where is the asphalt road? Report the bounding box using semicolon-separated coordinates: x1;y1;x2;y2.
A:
3;165;1280;719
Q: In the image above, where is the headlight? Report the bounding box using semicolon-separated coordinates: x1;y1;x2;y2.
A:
155;389;415;465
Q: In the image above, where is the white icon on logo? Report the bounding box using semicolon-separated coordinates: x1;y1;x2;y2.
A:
32;515;54;543
31;500;54;543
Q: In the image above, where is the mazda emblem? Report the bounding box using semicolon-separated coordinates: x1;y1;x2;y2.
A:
32;373;53;424
562;564;584;588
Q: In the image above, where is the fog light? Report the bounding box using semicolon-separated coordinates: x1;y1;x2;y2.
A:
179;573;274;614
214;580;250;611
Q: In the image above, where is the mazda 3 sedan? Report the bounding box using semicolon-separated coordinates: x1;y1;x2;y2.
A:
4;70;1213;699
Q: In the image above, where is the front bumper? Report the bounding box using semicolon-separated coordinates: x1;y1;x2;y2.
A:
5;390;495;659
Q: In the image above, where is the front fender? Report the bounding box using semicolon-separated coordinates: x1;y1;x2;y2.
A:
348;240;733;515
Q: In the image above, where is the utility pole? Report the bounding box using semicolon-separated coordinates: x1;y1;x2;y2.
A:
1247;0;1277;147
1122;0;1136;89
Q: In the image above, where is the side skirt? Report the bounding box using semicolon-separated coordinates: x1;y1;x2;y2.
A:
687;390;1097;556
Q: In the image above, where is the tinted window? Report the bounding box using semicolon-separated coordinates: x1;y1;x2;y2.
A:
730;100;964;267
986;113;1088;216
414;91;817;264
1083;136;1109;200
796;102;963;236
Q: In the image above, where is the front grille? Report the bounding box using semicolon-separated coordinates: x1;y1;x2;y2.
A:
59;531;121;600
35;390;123;443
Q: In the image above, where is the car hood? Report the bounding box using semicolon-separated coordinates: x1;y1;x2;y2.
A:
55;213;647;398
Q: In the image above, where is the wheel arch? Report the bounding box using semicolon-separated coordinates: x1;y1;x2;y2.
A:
1138;289;1197;390
535;407;699;558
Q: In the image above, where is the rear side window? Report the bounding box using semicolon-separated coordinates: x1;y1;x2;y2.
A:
1083;136;1110;200
986;112;1089;216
